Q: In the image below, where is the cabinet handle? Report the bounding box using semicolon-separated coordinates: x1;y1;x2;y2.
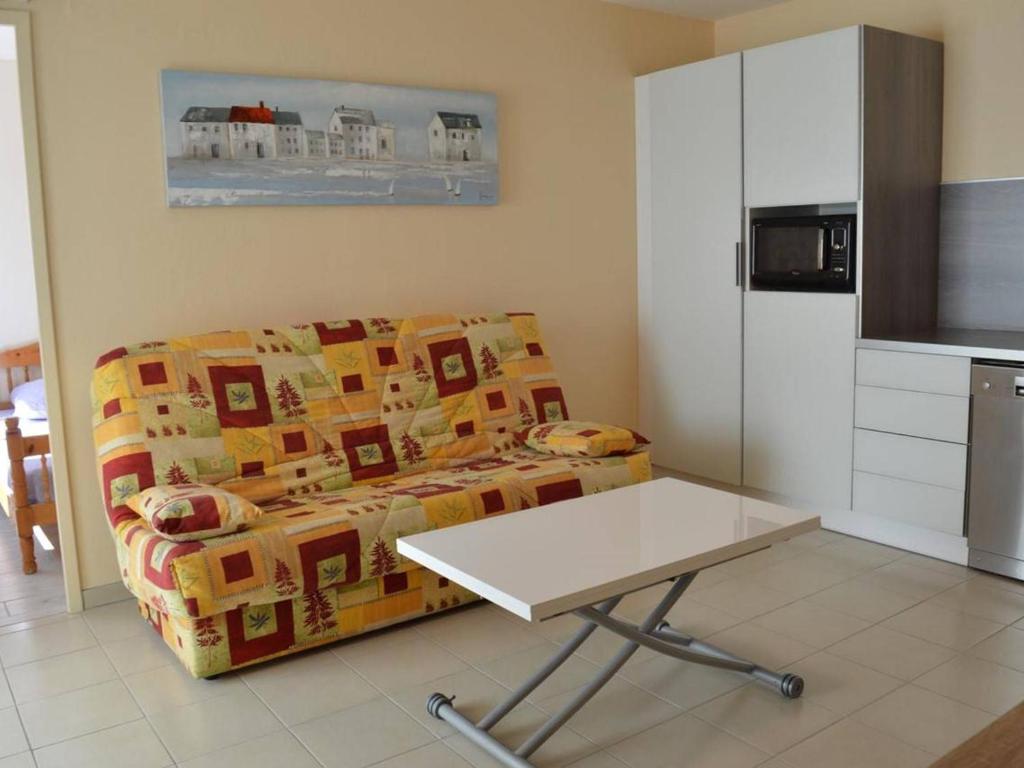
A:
735;242;743;288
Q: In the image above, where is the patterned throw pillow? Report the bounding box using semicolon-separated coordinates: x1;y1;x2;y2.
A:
521;421;649;458
127;484;263;541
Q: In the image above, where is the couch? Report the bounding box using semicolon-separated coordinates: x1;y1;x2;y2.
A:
91;313;651;677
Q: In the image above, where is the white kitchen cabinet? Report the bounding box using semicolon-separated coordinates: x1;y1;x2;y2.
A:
855;385;970;444
854;349;970;396
636;55;743;484
853;472;965;536
743;26;861;207
854;429;967;490
743;292;857;509
848;348;971;559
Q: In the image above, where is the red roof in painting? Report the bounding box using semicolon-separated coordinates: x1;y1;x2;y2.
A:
228;102;274;123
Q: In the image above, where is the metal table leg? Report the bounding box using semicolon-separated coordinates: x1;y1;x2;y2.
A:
425;571;804;768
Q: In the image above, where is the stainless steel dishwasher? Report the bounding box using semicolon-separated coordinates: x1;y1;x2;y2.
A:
968;361;1024;580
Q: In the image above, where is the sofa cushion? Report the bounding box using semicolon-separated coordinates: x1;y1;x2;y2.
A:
128;484;263;541
521;421;649;458
112;448;652;619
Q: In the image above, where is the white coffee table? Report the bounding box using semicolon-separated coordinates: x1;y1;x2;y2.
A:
397;477;820;768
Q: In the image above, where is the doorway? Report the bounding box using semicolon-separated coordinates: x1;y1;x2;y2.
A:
0;11;81;619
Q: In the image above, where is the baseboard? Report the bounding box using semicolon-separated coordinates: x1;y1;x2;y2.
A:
81;581;133;609
821;508;968;565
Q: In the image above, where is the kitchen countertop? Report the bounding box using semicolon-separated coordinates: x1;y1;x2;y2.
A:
857;327;1024;362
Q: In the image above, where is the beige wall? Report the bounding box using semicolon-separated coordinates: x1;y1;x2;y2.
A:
0;56;38;351
715;0;1024;182
28;0;712;589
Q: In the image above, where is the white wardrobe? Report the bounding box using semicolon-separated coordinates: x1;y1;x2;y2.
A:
636;26;943;512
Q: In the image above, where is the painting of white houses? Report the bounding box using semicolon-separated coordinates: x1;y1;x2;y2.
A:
161;70;498;206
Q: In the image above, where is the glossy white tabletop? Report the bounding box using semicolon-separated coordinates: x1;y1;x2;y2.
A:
397;477;820;622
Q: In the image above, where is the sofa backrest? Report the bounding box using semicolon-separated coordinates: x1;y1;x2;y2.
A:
92;312;568;528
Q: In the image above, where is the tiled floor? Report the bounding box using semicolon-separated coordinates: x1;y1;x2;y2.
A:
0;518;65;628
3;530;1024;767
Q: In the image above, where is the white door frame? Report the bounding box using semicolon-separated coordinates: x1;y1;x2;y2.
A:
2;8;83;612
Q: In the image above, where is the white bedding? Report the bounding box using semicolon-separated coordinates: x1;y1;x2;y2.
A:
1;409;53;507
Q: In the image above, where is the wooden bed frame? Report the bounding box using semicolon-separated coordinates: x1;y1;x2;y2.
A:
1;342;55;575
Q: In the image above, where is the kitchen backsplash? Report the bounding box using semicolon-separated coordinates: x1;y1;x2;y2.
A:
939;177;1024;331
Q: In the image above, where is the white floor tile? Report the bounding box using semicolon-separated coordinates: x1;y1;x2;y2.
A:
687;578;794;621
881;601;1004;651
565;752;629;768
241;649;378;725
0;753;33;768
334;627;467;693
445;701;599;767
914;654;1024;715
851;684;995;757
899;553;973;579
291;696;434;768
702;622;817;670
102;629;174;677
390;667;510;738
779;718;933;768
928;578;1024;624
3;594;66;622
572;625;658;667
369;741;474;768
815;538;906;573
81;600;149;644
805;580;918;624
690;683;840;755
969;625;1024;672
0;617;96;668
658;597;746;639
855;561;967;601
6;646;117;704
416;605;548;663
33;719;172;768
606;712;769;768
177;730;320;768
0;708;28;760
785;651;901;716
149;687;283;763
751;599;870;649
536;678;680;749
124;662;243;716
478;643;600;703
752;557;849;599
0;673;10;710
827;625;957;681
617;653;747;711
17;679;141;748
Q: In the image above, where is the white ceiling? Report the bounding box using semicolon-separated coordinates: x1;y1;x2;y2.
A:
604;0;789;21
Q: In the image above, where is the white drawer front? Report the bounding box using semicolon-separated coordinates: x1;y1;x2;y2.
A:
855;349;970;396
854;428;967;489
854;471;965;536
855;385;969;443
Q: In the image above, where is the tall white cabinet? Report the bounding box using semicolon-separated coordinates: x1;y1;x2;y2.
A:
743;293;856;509
637;25;943;514
742;27;861;207
636;54;743;485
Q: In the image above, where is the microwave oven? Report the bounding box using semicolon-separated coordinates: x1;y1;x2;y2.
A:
750;214;856;292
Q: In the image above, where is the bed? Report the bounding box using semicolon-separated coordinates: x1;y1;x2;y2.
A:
1;342;56;575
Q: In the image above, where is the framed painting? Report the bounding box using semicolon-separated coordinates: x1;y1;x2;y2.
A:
160;70;498;206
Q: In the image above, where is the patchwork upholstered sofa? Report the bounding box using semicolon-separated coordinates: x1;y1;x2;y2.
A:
91;313;651;677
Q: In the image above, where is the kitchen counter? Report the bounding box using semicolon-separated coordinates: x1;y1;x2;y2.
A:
857;327;1024;362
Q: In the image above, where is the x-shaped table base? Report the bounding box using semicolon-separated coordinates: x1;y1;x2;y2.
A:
425;571;804;767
